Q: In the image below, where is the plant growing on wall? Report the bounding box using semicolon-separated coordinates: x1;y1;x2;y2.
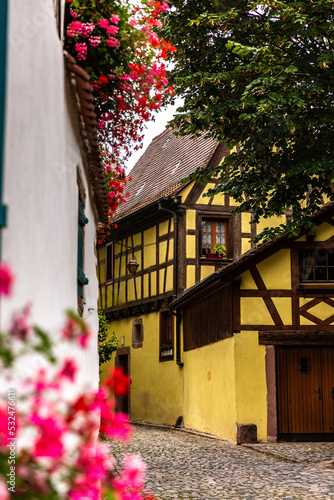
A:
98;310;119;367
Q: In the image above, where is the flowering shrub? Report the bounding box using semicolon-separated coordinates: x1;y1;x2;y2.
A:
65;0;175;164
65;0;176;238
0;264;156;500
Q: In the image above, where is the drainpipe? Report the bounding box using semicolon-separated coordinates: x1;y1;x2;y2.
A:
0;0;8;260
158;201;184;367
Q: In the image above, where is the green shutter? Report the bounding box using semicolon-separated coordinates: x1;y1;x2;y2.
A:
77;199;89;296
0;0;8;238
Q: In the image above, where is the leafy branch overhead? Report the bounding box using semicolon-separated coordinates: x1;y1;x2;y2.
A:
161;0;334;241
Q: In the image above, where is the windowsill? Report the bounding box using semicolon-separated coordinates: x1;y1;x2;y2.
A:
159;352;174;362
298;284;334;295
200;257;233;265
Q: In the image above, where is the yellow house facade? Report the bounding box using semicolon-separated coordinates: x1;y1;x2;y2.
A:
98;128;334;442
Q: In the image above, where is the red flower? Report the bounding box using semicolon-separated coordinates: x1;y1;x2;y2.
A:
98;75;108;85
105;368;130;396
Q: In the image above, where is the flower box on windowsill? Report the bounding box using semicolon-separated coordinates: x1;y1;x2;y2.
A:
160;349;173;357
206;252;224;260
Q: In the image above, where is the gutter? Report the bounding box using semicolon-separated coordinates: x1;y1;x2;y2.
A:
0;0;8;258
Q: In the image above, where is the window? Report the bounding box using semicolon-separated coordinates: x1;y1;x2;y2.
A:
299;249;334;282
159;310;174;360
132;318;143;349
202;218;227;258
106;242;113;281
77;198;89;301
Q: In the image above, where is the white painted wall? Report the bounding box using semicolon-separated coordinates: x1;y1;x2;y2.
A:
0;0;99;390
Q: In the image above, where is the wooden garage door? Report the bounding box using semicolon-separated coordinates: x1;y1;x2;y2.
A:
277;347;334;439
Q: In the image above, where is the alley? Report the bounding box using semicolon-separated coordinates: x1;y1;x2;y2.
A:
109;425;334;500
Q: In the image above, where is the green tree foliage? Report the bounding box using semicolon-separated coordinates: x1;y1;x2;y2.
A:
98;311;119;366
161;0;334;241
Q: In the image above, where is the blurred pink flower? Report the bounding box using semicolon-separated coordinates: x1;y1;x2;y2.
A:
110;14;120;25
9;304;31;341
0;263;13;296
31;414;64;459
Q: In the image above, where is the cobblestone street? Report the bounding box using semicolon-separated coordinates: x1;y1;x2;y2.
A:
109;425;334;500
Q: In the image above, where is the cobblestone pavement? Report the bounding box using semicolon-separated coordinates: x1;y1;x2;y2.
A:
245;442;334;468
108;424;334;500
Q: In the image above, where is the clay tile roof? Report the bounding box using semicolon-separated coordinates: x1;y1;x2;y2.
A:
64;52;109;224
115;127;223;221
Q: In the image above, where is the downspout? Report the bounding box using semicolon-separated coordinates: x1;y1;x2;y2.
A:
0;0;8;260
175;309;183;367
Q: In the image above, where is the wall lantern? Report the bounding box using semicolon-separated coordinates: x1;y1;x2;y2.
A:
127;257;139;274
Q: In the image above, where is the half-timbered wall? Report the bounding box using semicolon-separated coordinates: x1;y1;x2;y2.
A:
98;217;174;312
240;221;334;335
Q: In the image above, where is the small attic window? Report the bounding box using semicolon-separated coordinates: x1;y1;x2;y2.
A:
171;161;181;174
136;183;146;196
162;137;170;148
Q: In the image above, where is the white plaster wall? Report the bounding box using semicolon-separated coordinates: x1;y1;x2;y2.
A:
0;0;99;390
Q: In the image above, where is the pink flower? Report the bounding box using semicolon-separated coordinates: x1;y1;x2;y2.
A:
107;25;119;35
59;359;77;382
110;14;120;25
31;414;64;459
61;317;91;348
106;37;119;48
148;32;159;47
89;36;101;47
113;454;147;494
81;22;95;37
0;479;9;500
75;42;87;60
98;18;109;29
67;21;84;37
0;263;13;296
129;18;138;27
9;304;31;341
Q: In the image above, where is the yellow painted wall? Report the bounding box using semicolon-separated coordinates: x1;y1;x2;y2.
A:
315;222;333;241
256;215;286;238
234;332;267;441
186;234;196;259
256;249;291;289
182;331;267;442
100;313;183;425
179;182;194;203
197;183;215;204
182;338;237;440
241;297;275;325
143;227;156;269
242;238;251;254
187;266;196;289
186;209;196;230
201;266;214;281
242;213;251;233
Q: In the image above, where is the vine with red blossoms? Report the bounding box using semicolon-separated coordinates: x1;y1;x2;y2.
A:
65;0;175;243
